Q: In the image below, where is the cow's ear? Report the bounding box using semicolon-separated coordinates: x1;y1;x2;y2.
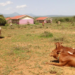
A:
55;42;59;48
55;42;62;48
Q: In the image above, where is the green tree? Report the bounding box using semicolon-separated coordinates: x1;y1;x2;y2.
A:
0;16;6;26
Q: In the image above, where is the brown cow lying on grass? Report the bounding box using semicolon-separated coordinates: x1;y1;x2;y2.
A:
47;50;75;67
46;42;75;67
52;42;75;59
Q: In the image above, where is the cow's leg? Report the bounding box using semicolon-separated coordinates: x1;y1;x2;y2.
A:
46;62;67;66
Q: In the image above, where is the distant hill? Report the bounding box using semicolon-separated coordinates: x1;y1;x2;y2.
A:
0;12;74;18
26;13;36;17
0;12;20;17
36;15;73;17
46;15;73;17
0;12;36;17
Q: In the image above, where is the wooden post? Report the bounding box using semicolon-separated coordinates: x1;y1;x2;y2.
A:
0;27;1;36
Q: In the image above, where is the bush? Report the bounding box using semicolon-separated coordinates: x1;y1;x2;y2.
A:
65;18;70;22
59;18;65;22
54;17;74;23
0;17;6;25
5;23;9;26
40;31;53;38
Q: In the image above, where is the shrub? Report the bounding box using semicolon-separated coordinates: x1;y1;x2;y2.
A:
53;17;74;23
54;19;58;23
40;31;53;38
59;18;65;22
0;16;6;25
65;18;70;22
5;23;9;26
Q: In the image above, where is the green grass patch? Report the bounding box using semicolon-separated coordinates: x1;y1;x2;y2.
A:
40;31;53;38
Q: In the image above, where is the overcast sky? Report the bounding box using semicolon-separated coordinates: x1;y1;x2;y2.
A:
0;0;75;16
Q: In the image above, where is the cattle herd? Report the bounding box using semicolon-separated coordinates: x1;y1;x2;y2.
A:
46;42;75;67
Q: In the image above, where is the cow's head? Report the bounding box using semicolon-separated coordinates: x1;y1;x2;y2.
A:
50;42;63;59
50;49;59;59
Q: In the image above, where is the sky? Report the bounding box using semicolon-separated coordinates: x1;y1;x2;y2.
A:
0;0;75;16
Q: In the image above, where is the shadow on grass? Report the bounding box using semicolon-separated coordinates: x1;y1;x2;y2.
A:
50;60;59;63
0;36;4;39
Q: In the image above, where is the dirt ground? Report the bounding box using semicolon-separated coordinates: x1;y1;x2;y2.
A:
1;24;75;75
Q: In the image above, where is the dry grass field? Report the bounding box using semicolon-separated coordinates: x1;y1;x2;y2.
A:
0;22;75;75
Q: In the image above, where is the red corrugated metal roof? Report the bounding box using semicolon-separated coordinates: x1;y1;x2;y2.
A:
36;17;48;20
6;17;11;20
6;15;33;20
11;15;25;19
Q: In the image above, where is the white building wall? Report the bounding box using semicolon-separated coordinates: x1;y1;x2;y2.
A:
22;17;32;20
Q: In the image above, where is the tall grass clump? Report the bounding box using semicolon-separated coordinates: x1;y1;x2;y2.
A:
40;31;53;38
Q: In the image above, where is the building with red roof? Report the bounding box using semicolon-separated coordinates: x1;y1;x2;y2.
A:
11;15;25;19
36;17;48;20
6;15;34;25
6;17;11;20
11;15;34;25
6;17;12;24
36;17;52;23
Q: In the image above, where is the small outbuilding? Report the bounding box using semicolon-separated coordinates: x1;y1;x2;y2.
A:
11;15;34;25
36;17;52;23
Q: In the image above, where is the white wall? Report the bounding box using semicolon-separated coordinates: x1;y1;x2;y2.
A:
22;17;32;20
